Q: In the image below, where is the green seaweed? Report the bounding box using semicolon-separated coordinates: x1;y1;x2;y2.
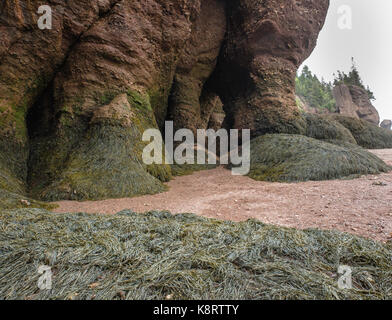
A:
325;115;392;149
248;134;390;182
304;113;357;145
30;90;171;201
171;162;217;177
0;137;28;195
170;148;218;177
0;208;391;300
39;124;167;201
0;189;57;210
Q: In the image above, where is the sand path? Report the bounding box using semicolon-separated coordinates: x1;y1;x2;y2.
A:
54;150;392;242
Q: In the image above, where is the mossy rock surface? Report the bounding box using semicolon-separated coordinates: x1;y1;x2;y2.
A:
325;115;392;149
248;134;390;182
0;189;57;210
0;208;391;300
304;113;357;145
0;138;28;195
0;165;25;196
30;91;171;201
39;124;168;201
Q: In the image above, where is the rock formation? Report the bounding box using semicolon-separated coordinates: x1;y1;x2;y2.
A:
1;0;333;201
208;0;330;137
380;120;392;130
1;0;204;200
333;84;380;125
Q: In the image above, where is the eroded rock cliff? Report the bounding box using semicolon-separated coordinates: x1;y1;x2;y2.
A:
1;0;204;199
333;84;380;125
1;0;333;200
209;0;330;137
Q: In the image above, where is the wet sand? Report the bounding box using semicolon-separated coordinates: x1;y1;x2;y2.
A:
54;150;392;242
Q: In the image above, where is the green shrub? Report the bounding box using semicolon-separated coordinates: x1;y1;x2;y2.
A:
296;66;336;112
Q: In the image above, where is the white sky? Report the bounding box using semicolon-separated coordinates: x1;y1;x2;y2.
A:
300;0;392;121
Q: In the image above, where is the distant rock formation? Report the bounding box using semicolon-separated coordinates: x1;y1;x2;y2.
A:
380;120;392;130
333;84;380;125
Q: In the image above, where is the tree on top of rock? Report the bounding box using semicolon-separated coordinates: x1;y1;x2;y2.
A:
333;58;376;101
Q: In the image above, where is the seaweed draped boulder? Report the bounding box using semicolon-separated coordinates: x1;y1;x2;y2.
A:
248;134;390;182
29;92;171;201
324;115;392;149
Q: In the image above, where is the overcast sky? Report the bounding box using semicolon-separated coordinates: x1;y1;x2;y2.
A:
300;0;392;121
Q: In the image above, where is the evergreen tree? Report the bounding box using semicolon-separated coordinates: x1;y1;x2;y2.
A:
333;58;376;101
295;66;336;112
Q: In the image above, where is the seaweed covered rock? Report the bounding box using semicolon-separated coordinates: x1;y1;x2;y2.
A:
0;139;27;195
0;189;57;211
0;0;119;195
170;147;218;176
30;92;171;201
303;113;357;145
171;162;218;177
1;208;391;300
248;134;390;182
326;115;392;149
0;0;201;201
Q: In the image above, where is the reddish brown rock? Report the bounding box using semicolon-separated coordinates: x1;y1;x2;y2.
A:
167;0;227;133
333;84;380;125
0;0;330;200
0;0;120;193
209;0;330;137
